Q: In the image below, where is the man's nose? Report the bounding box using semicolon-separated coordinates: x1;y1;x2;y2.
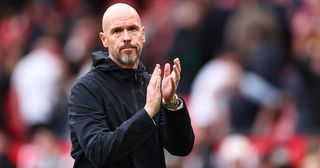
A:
123;30;131;43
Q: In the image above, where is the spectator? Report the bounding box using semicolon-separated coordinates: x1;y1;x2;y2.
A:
16;124;73;168
168;0;210;94
289;0;320;133
11;36;64;130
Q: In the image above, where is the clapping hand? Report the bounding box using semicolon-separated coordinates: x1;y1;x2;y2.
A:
144;58;182;117
144;64;162;117
161;58;181;104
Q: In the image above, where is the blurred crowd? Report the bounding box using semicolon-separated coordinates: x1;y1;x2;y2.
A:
1;0;320;167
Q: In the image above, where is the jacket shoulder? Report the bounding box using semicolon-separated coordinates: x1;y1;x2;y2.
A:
72;69;103;91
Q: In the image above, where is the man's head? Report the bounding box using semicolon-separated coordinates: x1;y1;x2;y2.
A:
99;3;145;69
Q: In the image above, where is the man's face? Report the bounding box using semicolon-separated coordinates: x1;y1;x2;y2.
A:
100;9;145;68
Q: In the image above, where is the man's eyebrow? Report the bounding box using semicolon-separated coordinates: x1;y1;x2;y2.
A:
128;24;140;29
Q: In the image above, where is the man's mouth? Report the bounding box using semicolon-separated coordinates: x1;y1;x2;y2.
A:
120;45;137;50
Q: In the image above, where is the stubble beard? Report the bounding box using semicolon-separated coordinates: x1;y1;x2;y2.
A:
120;54;139;65
112;47;142;66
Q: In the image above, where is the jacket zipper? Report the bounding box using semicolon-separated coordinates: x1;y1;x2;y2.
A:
131;73;139;111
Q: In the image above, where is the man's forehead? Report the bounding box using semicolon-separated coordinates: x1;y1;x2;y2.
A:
108;13;139;24
112;17;138;24
106;15;141;31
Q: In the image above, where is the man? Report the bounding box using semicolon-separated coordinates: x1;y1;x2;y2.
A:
68;3;194;168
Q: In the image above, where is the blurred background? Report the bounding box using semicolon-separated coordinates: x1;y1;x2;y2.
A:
1;0;320;167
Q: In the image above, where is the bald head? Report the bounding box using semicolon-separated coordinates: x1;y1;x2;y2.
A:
101;3;141;32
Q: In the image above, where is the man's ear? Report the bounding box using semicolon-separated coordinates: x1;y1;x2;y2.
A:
99;32;108;48
142;26;146;43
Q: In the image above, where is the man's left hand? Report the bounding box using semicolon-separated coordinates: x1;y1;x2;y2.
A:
161;58;181;104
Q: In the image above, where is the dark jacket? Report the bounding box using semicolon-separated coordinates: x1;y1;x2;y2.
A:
68;51;194;168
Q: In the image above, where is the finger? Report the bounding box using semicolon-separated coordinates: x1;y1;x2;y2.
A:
154;67;162;89
156;70;162;91
173;58;181;73
172;65;180;80
163;63;170;78
170;76;176;90
150;64;160;85
171;65;180;88
166;75;177;95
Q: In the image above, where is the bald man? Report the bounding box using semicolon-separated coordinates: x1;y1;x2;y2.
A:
68;3;194;168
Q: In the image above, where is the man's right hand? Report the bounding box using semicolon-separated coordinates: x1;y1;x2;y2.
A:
144;64;162;117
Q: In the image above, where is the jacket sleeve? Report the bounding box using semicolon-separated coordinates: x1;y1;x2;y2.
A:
159;98;195;156
68;82;156;167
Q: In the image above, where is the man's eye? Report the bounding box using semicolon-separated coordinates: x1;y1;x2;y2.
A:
128;26;139;31
112;29;122;34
